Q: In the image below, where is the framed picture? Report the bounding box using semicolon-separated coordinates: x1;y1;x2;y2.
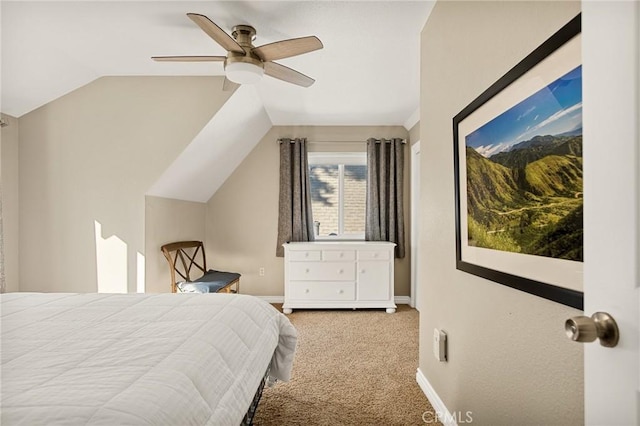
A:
453;14;583;309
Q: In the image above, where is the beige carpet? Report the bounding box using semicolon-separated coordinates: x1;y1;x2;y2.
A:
254;305;441;425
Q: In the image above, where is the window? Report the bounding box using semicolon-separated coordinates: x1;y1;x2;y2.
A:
308;152;367;239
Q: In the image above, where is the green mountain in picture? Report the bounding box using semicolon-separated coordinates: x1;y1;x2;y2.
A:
490;134;583;169
466;134;583;261
465;147;519;219
524;152;582;197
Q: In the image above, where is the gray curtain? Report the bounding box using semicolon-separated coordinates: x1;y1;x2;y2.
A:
365;138;405;258
276;138;315;257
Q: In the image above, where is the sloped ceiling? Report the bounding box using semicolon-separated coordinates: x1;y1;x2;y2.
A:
147;85;271;202
1;1;433;127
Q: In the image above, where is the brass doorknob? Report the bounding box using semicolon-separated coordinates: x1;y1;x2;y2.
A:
565;312;619;348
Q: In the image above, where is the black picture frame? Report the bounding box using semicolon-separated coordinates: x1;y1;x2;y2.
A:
453;14;584;310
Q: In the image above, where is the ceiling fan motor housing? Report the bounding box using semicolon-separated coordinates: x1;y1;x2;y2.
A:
232;25;257;43
225;25;264;70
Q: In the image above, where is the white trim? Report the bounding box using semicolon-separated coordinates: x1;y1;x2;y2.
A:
256;295;410;305
410;141;421;310
416;368;458;426
314;235;365;241
395;296;411;305
256;296;284;304
404;107;420;131
308;152;366;165
338;164;345;235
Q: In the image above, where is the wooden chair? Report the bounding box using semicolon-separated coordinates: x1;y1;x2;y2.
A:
160;241;240;294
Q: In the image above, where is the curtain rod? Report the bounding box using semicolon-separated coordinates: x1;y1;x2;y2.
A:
277;139;406;144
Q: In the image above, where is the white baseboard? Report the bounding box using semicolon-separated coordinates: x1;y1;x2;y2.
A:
256;296;284;303
395;296;411;304
416;368;458;426
256;295;411;305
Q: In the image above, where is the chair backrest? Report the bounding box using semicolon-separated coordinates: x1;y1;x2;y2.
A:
160;241;208;293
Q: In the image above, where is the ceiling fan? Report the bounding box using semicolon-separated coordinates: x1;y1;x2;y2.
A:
152;13;323;90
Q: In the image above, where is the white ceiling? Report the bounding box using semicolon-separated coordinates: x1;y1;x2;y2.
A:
1;1;434;126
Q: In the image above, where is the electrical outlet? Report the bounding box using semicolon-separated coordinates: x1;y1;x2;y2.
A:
433;328;447;362
259;267;265;277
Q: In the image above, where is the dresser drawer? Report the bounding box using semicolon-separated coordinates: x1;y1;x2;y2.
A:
288;250;322;261
357;250;391;261
322;250;356;261
289;262;356;281
288;282;356;301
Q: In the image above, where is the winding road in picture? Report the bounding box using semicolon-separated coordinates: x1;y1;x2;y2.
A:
465;65;583;262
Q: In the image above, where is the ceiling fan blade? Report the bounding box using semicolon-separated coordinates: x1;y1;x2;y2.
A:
222;77;240;92
152;56;226;62
252;36;323;62
187;13;245;53
264;62;315;87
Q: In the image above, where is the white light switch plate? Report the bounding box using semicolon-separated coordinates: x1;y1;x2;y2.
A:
433;328;447;362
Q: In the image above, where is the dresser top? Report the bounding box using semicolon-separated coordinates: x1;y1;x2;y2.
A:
283;241;396;248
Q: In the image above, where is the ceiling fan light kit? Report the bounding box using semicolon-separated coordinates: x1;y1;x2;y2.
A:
225;60;264;85
152;13;322;89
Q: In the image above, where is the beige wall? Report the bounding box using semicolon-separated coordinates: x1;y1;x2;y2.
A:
145;196;206;293
419;2;583;424
18;76;232;292
206;125;412;297
1;114;20;292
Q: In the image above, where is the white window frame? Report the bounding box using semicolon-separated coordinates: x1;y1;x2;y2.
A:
308;152;367;240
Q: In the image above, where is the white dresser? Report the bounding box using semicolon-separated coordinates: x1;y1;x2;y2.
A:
282;241;396;314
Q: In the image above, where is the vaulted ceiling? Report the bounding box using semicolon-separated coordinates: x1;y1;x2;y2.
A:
1;1;434;127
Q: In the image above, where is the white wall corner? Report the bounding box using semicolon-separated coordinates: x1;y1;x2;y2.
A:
416;368;458;426
404;107;420;131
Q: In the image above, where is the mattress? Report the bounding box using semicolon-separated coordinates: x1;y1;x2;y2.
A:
0;292;297;425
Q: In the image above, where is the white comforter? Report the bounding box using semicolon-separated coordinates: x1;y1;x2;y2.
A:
0;292;297;425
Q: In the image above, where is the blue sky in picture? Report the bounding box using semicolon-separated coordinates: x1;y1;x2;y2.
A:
466;65;582;158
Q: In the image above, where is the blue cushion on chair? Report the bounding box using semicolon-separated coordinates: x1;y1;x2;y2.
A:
177;270;240;293
177;282;213;293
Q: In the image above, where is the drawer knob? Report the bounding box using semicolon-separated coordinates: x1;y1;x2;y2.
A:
374;253;379;258
338;269;343;274
338;289;344;294
305;268;310;273
305;289;310;294
340;252;344;257
305;252;309;257
361;269;366;274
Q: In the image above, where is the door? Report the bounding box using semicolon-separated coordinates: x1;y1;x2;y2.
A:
411;141;421;310
358;260;390;301
582;3;639;425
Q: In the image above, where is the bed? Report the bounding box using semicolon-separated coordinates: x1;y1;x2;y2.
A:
0;292;297;425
